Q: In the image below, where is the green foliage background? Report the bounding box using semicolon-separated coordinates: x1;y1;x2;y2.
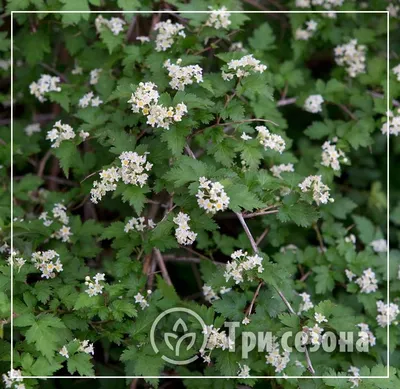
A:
0;0;400;388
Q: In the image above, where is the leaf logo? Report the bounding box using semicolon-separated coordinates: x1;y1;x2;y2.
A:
164;318;197;356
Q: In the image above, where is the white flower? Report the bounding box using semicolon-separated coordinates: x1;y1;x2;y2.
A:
370;239;387;253
78;339;95;355
321;140;348;171
240;133;252;141
52;203;69;224
78;92;94;108
304;94;324;113
393;64;400;81
299;175;333;205
348;366;361;388
314;312;328;323
136;36;150;43
205;6;231;30
355;268;378;294
164;58;203;91
334;39;366;78
59;345;69;358
242;317;250;325
90;68;102;85
134;292;149;310
298;292;314;313
91;96;103;107
2;370;24;389
79;130;90;140
387;3;399;17
237;363;250;378
154;19;186;52
46;120;75;148
24;123;41;136
224;250;264;284
376;300;399;327
7;252;26;271
72;63;83;75
201;325;234;363
265;337;291;373
124;216;155;233
196;177;230;214
270;163;294;178
256;126;285;153
173;212;197;245
31;250;63;279
202;284;219;303
128;82;187;129
295;20;318;40
381;109;400;136
85;273;105;297
223;54;267;80
357;323;376;347
345;268;356;281
95;15;125;35
52;225;73;243
29;74;61;102
301;324;324;346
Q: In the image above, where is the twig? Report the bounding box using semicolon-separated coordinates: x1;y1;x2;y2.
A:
126;16;137;42
243;209;279;218
313;223;325;252
40;62;69;83
235;211;315;375
37;150;52;178
245;281;264;317
153;248;172;286
255;227;270;246
277;97;297;107
367;90;400;107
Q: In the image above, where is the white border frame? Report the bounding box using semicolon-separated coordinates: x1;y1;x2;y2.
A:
10;9;391;380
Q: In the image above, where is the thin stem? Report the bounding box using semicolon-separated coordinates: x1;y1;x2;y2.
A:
235;211;258;253
153;248;172;286
245;281;264;317
243;209;279;218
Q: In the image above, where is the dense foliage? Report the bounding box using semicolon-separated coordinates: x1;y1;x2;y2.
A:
1;0;400;388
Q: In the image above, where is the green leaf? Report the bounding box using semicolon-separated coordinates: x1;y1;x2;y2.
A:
278;202;319;227
53;141;79;178
25;315;68;359
226;184;264;212
67;352;94;376
353;215;376;244
213;292;247;321
165;156;208;187
313;266;335;294
60;0;90;24
120;185;148;215
249;22;276;51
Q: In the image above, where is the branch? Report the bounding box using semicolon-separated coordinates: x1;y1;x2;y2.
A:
243;209;279;218
235;211;258;253
245;281;264;317
153;248;172;286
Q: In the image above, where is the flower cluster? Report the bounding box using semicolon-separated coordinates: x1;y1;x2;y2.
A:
304;94;324;113
85;273;105;297
7;251;26;271
298;292;314;313
173;212;197;245
357;323;376;347
124;216;155;233
381;109;400;136
90;68;102;85
128;82;187;129
348;366;361;388
78;91;103;108
136;36;150;43
134;290;151;310
196;177;230;214
95;15;126;36
334;39;367;78
205;6;231;30
265;337;291;373
2;369;25;389
222;54;267;81
393;64;400;81
321;139;348;171
46;121;75;148
237;363;250;378
202;284;231;303
71;63;83;75
270;163;294;178
163;59;203;90
345;234;356;245
376;300;399;327
52;225;73;243
355;268;378;294
256;126;286;153
301;323;324;346
24;123;41;137
224;250;264;284
59;339;94;359
387;3;400;17
154;19;186;52
200;325;234;363
295;20;318;40
31;250;63;279
90;152;152;204
119;151;152;186
298;175;334;205
29;74;61;102
370;238;387;253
